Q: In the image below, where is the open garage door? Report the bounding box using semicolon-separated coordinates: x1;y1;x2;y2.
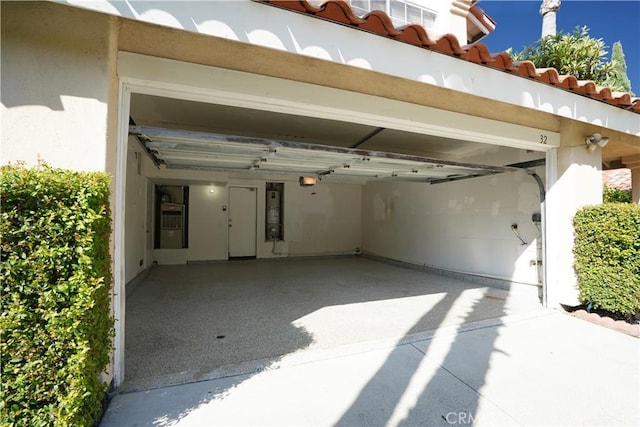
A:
129;125;536;184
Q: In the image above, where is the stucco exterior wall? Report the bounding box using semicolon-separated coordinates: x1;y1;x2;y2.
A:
633;168;640;204
545;122;604;307
430;0;469;43
1;2;115;172
56;0;640;138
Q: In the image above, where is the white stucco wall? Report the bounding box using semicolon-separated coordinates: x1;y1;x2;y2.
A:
59;0;639;137
545;138;603;307
141;157;363;264
428;0;468;43
0;3;114;171
282;182;362;256
633;167;640;204
362;147;545;286
346;0;468;42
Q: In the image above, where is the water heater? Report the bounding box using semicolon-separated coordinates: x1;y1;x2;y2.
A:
266;190;280;240
265;183;284;241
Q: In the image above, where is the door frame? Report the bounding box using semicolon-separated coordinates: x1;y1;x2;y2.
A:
114;52;554;388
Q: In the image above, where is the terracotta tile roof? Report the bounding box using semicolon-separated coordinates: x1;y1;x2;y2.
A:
260;0;640;115
467;2;496;43
469;3;496;31
603;168;632;191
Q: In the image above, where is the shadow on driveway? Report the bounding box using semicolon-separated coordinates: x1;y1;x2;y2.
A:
105;257;551;426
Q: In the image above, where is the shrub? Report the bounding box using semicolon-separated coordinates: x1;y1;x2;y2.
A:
603;185;632;203
512;26;615;88
573;204;640;316
1;163;113;426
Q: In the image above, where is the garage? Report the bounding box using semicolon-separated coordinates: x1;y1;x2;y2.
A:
120;79;548;390
127;93;548;268
4;0;638;396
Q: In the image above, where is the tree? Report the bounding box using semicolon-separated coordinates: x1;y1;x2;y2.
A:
512;26;615;88
605;41;634;95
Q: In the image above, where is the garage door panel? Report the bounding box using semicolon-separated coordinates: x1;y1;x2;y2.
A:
132;125;531;184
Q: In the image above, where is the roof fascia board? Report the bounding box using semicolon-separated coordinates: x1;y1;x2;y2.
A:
58;0;639;136
120;52;558;152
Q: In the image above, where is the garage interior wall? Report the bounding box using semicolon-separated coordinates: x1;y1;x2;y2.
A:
363;172;542;286
363;146;544;286
125;138;149;283
124;143;363;279
125;137;543;287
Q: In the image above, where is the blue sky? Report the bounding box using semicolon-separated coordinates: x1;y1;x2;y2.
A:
479;1;640;95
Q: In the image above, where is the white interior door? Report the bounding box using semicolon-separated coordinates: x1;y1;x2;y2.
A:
228;187;257;258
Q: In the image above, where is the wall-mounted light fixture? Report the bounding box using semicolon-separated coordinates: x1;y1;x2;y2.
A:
585;133;609;151
299;176;317;186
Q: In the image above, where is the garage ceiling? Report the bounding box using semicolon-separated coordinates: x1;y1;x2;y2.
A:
129;94;538;183
130;94;494;157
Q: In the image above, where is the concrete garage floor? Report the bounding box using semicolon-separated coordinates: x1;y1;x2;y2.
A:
123;256;542;392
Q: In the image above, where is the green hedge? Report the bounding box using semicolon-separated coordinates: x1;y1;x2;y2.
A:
573;203;640;316
1;163;113;426
603;185;632;203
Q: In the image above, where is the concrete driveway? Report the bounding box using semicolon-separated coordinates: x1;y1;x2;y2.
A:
101;310;639;426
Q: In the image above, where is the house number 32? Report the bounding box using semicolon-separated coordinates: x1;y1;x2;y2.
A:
539;134;548;144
